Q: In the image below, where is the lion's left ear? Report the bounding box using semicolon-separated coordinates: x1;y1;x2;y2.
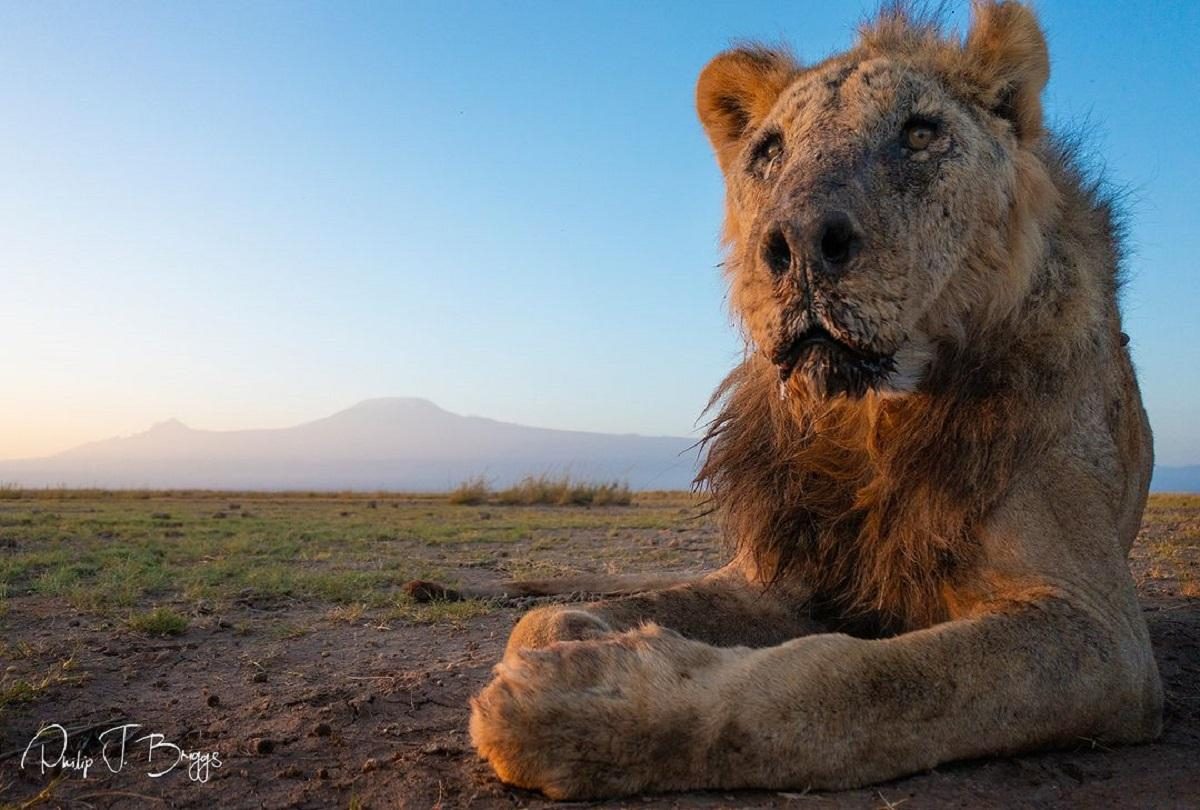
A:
962;1;1049;142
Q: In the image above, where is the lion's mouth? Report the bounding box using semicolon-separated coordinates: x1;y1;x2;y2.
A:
772;326;895;399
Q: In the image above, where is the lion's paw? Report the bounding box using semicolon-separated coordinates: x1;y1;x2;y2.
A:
470;624;730;799
503;606;612;655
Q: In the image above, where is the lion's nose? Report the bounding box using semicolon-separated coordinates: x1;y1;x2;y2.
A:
815;211;861;273
761;212;861;279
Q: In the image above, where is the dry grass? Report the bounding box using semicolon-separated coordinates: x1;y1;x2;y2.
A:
0;657;85;712
448;475;490;505
495;475;632;506
446;475;633;506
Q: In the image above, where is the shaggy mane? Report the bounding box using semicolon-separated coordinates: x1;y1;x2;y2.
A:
695;333;1075;634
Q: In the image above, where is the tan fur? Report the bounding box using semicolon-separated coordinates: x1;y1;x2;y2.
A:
467;2;1161;799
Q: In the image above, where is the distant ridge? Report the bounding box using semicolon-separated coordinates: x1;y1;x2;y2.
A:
1;399;1192;492
0;398;699;491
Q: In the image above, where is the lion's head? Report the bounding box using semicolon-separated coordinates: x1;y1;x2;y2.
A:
697;2;1056;399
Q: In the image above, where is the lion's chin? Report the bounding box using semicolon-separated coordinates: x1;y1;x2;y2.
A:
775;333;896;400
786;348;894;399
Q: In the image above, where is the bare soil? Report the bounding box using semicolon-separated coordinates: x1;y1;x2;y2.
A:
2;499;1198;809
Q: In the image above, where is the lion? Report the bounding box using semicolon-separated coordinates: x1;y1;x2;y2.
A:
454;2;1162;799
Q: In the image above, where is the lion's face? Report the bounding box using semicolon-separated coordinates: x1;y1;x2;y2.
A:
721;58;1018;398
697;7;1052;399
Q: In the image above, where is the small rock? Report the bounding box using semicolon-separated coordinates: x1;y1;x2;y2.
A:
361;758;378;773
251;671;268;683
277;765;303;779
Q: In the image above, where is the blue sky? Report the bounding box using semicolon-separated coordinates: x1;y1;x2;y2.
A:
1;1;1197;464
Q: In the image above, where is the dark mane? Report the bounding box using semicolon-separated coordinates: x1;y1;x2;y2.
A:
696;329;1074;634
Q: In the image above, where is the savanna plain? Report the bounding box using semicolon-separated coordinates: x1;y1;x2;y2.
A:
1;489;1197;809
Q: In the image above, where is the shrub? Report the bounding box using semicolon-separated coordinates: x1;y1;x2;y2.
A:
495;475;631;506
448;475;491;505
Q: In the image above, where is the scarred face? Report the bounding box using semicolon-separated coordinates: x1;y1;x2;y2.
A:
697;17;1052;399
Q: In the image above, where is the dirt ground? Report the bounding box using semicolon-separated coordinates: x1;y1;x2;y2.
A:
2;495;1198;809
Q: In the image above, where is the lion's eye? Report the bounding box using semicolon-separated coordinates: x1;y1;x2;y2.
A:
748;131;784;178
902;118;938;151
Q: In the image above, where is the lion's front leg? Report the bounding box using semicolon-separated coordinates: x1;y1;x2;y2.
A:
503;566;820;655
471;591;1161;799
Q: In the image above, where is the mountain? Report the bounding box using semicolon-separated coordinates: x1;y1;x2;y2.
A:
2;399;1193;493
0;399;700;491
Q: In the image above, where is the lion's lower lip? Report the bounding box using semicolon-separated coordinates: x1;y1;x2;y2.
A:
772;327;897;397
773;327;862;378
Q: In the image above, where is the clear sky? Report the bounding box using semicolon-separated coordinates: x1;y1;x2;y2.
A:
1;1;1197;464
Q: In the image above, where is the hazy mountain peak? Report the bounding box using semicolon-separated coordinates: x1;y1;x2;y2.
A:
338;397;448;415
147;418;191;433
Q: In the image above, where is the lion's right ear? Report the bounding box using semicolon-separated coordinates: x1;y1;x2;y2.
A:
696;47;799;173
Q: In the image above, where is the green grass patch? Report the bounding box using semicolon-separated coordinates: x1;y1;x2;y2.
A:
387;597;495;625
0;490;703;615
127;606;189;636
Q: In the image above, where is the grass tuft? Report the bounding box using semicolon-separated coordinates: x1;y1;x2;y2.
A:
0;657;84;714
127;606;189;636
495;475;631;506
448;475;491;505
